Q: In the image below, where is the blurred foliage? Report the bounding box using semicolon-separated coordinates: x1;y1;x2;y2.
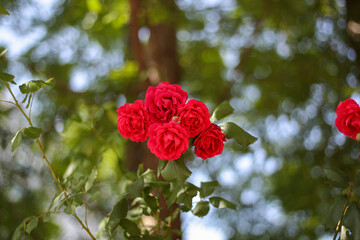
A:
1;0;360;239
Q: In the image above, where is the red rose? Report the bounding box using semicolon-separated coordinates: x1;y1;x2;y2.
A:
145;82;188;123
117;100;150;142
147;122;189;161
178;99;211;138
335;99;360;140
194;124;226;159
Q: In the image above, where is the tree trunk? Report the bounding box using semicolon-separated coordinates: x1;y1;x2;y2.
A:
127;0;182;239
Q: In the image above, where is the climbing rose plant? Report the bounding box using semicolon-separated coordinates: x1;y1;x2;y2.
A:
1;47;258;239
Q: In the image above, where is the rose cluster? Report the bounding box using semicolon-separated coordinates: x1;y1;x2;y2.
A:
117;82;226;161
335;99;360;140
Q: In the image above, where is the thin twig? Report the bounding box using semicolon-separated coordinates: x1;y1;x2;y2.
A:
333;183;353;240
85;199;89;228
0;99;16;105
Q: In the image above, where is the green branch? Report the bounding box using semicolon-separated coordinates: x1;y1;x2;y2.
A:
2;80;96;240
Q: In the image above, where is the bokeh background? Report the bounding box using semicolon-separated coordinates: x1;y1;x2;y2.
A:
1;0;360;239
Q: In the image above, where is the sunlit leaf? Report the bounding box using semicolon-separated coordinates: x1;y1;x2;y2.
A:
19;79;53;94
192;201;210;217
200;181;219;198
11;129;23;152
0;7;9;15
0;72;16;85
0;48;8;57
210;101;234;122
340;225;348;240
85;168;97;192
220;122;257;150
209;196;236;210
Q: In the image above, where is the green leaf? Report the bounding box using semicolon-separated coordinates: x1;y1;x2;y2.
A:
85;168;97;192
64;197;82;215
11;129;23;152
210;101;234;122
127;178;144;198
209;196;237;210
141;169;155;183
0;7;10;15
109;198;128;225
12;223;23;240
120;219;141;236
324;168;349;188
0;48;8;57
157;160;165;178
24;127;42;139
0;72;16;85
165;183;181;206
88;191;101;203
137;164;144;177
192;201;210;217
177;191;193;211
19;79;53;94
161;158;191;184
48;192;65;211
144;195;158;212
220;122;257;150
25;217;38;234
42;212;51;223
200;181;219;198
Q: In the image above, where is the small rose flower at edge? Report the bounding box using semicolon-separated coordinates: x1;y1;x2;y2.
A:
335;99;360;140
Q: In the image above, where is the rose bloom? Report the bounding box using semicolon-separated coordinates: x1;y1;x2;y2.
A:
117;100;150;142
178;99;211;138
144;82;188;123
147;122;189;161
194;124;226;159
335;99;360;140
